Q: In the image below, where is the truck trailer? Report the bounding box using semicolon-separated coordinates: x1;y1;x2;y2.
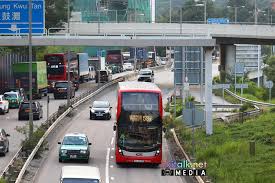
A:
12;62;48;99
77;53;90;83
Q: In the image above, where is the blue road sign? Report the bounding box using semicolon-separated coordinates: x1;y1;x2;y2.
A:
0;0;45;34
207;18;229;24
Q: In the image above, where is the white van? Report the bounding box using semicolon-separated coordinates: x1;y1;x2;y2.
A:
60;166;101;183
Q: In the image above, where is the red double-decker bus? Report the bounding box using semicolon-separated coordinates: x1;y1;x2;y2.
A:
44;53;79;91
114;82;163;165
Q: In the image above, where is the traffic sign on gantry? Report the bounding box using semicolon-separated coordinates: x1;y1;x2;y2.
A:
0;0;45;35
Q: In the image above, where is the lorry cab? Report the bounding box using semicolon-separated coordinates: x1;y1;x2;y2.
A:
95;70;112;83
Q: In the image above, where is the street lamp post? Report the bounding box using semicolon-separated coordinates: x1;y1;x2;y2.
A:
67;0;70;33
227;6;245;24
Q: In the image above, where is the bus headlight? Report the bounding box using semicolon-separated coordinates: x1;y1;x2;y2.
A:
118;148;123;155
155;150;160;156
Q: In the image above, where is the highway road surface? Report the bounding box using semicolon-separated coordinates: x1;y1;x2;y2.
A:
34;70;188;183
0;71;134;174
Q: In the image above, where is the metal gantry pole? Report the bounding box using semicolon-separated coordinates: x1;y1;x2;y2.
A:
47;96;50;128
28;0;33;138
200;47;204;104
67;51;71;108
257;45;261;87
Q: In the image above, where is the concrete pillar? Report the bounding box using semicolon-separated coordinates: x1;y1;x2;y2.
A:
204;47;214;135
220;45;236;82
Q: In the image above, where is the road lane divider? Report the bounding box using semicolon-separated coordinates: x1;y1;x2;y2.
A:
2;66;165;182
105;148;111;183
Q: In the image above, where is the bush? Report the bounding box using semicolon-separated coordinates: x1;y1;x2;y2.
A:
270;107;275;113
0;179;7;183
239;103;253;112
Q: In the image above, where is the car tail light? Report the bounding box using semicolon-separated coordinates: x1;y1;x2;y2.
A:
155;150;160;156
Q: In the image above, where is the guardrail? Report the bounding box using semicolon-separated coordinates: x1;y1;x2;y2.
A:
13;77;124;183
225;89;275;107
1;66;164;182
170;129;205;183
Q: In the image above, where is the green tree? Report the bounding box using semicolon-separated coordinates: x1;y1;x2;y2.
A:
264;56;275;83
45;0;72;29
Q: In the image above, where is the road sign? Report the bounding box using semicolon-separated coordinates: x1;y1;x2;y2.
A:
213;84;231;89
265;81;274;89
235;84;248;89
182;108;204;126
0;0;45;35
207;18;229;24
183;82;189;91
235;63;245;75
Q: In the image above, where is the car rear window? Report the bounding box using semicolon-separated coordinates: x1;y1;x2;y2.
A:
99;71;107;76
55;82;68;88
20;103;36;109
63;179;99;183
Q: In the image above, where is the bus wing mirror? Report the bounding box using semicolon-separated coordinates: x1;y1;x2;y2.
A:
113;125;117;131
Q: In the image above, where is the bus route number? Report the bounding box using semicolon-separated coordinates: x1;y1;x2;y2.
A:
129;115;152;123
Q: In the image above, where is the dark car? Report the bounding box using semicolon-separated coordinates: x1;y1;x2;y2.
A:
89;101;112;120
58;133;91;163
0;129;10;156
53;81;76;99
18;101;43;120
95;70;112;83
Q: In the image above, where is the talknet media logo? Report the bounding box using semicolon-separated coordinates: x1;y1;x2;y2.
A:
161;160;207;176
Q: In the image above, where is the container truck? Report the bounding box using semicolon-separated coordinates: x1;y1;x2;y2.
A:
106;50;123;74
77;53;89;83
12;62;48;99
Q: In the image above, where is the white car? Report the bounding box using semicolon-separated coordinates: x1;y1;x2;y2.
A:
123;63;134;71
0;95;9;114
60;166;101;183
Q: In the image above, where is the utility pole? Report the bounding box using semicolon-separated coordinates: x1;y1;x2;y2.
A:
254;0;257;24
234;7;238;23
169;0;172;23
67;52;71;108
204;0;207;24
28;0;33;138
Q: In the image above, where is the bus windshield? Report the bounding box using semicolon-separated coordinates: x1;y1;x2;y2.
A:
118;125;161;151
122;92;159;112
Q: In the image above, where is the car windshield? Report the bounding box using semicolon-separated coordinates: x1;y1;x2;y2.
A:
63;136;87;145
93;101;109;108
4;93;17;98
55;82;68;88
62;178;99;183
139;70;152;75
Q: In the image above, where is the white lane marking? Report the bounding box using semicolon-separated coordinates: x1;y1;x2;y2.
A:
110;165;114;168
105;148;110;183
111;148;115;151
110;156;114;159
113;131;116;135
110;177;115;181
111;137;114;145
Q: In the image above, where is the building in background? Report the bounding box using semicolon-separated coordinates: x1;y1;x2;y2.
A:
72;0;153;23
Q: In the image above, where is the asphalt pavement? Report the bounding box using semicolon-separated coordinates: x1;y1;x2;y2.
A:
34;70;186;183
0;71;134;174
